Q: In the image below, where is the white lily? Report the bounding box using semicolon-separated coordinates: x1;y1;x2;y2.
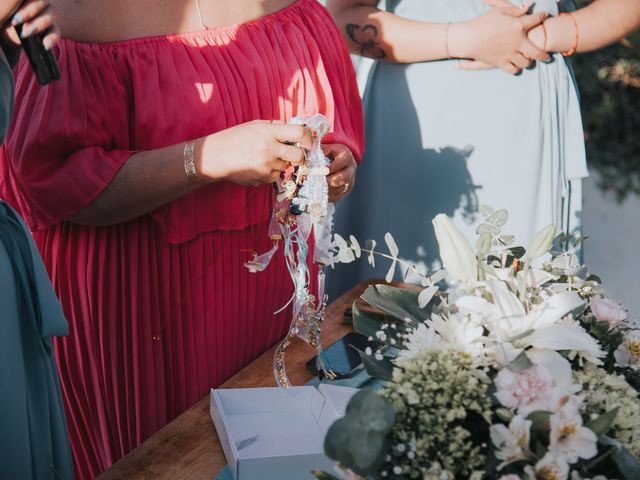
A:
549;397;598;464
490;415;533;469
432;213;477;283
456;280;604;367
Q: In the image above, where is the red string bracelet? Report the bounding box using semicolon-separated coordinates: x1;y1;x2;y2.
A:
559;12;579;57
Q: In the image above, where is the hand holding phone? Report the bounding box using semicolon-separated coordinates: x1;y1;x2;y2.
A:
6;0;61;84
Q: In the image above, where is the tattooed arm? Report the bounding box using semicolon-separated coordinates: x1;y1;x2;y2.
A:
326;0;550;74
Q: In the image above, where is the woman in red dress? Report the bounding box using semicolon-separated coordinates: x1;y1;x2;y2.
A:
0;0;363;477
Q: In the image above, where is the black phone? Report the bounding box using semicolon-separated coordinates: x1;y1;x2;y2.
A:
305;332;376;380
14;12;60;85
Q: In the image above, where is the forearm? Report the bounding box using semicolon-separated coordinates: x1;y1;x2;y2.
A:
326;0;452;63
540;0;640;53
70;140;211;226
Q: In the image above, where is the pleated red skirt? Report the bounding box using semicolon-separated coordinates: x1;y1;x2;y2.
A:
0;0;363;477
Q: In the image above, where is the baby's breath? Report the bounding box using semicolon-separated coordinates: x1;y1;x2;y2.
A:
379;350;491;479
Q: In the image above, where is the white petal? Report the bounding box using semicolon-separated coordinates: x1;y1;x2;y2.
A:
528;291;586;330
527;325;604;361
488;280;526;317
526;349;573;387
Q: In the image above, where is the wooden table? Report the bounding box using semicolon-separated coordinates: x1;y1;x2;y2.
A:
98;282;369;480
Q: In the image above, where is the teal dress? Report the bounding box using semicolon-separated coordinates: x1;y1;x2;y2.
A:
331;0;587;295
0;49;73;479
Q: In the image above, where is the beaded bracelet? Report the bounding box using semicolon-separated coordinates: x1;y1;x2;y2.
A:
559;12;579;57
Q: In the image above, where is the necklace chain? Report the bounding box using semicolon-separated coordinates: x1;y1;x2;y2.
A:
195;0;208;30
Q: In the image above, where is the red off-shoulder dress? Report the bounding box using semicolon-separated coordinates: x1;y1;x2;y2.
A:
0;1;363;477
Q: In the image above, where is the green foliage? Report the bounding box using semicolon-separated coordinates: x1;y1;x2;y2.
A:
586;407;620;436
573;0;640;201
324;389;396;477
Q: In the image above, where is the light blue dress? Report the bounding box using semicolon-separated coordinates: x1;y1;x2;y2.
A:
330;0;587;295
0;49;74;479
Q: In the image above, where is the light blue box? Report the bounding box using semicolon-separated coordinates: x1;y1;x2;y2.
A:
210;385;357;480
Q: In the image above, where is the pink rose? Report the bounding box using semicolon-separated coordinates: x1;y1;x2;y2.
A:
495;365;554;415
590;296;627;328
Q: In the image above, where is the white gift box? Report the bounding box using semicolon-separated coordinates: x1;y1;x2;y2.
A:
210;385;358;480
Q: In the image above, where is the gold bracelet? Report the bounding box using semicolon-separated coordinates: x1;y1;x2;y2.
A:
445;22;452;59
183;141;198;181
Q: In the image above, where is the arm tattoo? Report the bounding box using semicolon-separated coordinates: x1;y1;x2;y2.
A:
345;23;387;59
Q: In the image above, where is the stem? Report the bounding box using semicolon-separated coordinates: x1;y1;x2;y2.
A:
360;248;428;283
518;260;531;301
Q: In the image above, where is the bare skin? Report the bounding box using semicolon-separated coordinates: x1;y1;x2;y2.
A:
39;0;357;225
462;0;640;70
326;0;550;74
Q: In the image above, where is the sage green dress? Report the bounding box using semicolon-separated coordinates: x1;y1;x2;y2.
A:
0;49;73;479
331;0;587;295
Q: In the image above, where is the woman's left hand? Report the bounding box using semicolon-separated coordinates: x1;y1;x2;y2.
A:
323;143;357;203
3;0;61;51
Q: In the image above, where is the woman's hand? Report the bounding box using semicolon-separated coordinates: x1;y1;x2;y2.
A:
452;1;550;74
322;143;357;203
2;0;61;50
196;120;314;186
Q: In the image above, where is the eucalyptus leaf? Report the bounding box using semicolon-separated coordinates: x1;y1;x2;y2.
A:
506;351;534;372
324;390;395;476
480;204;494;217
360;285;427;325
365;239;377;267
586;407;619;436
350;235;362;258
425;269;447;286
486;209;508;227
355;347;394;381
334;233;348;249
418;285;438;309
498;234;515;247
476;223;500;236
384;232;399;258
385;259;397;283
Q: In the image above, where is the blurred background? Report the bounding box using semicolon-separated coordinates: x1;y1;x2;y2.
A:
575;0;640;318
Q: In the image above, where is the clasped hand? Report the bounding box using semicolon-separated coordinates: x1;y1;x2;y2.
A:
456;0;551;74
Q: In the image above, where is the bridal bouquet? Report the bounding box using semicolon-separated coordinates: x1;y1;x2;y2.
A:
315;208;640;480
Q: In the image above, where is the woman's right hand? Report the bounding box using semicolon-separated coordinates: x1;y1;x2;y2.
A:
450;2;550;74
196;120;314;186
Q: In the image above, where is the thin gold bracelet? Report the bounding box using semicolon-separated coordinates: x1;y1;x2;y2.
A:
183;141;198;181
445;22;452;59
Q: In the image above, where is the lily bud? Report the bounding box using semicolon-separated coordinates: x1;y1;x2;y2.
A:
432;214;477;283
527;224;557;260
